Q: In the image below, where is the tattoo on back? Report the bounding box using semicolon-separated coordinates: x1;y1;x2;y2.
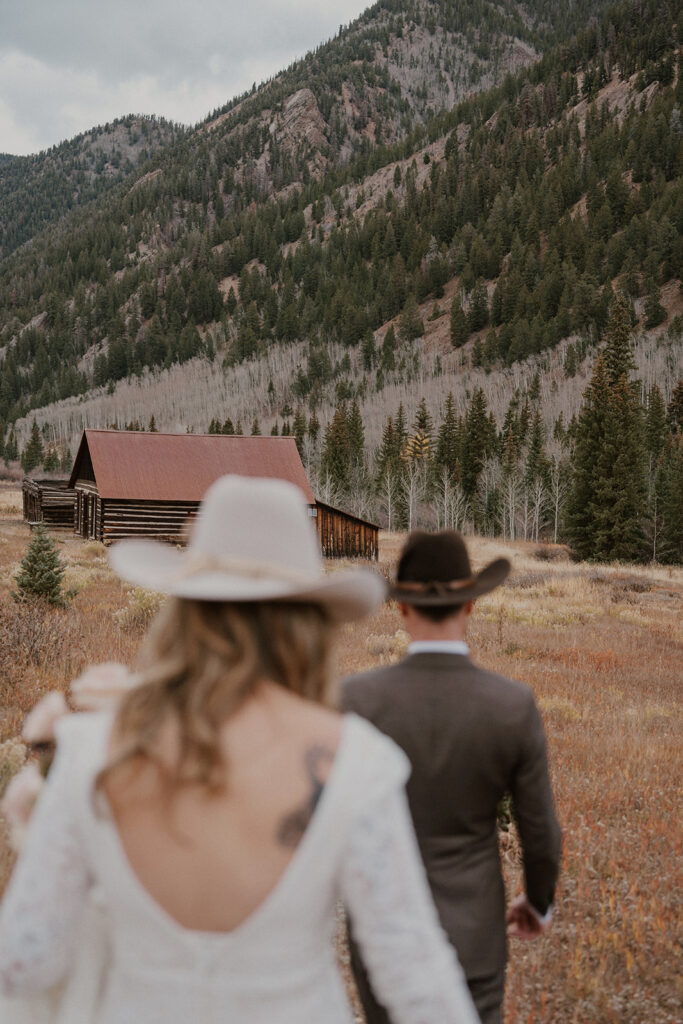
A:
277;745;334;848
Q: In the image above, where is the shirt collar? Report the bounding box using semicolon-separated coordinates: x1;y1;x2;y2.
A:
408;640;470;657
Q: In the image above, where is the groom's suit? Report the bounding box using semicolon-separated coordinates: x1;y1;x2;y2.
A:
342;646;562;1024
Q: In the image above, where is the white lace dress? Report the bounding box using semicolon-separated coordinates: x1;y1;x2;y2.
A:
0;712;480;1024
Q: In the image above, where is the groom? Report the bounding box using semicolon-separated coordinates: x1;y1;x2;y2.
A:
342;530;562;1024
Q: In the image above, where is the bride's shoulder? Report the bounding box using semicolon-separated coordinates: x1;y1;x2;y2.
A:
341;713;411;799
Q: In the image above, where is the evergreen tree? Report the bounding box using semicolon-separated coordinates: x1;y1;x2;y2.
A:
461;388;491;498
381;325;396;370
148;415;158;432
643;280;666;329
43;447;59;472
322;404;350;491
4;429;19;462
467;281;489;332
435;393;460;477
450;300;468;347
654;434;683;563
292;407;307;456
21;419;44;472
667;379;683;432
398;294;424;342
250;416;261;436
603;294;635;385
566;355;647;561
524;410;548;486
13;524;66;605
347;400;365;469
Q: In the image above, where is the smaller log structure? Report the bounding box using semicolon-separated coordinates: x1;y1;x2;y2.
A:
315;501;379;561
22;478;76;527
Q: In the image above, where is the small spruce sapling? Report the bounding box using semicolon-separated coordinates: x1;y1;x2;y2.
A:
13;525;66;606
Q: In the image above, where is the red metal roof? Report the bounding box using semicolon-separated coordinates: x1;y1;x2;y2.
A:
69;430;314;503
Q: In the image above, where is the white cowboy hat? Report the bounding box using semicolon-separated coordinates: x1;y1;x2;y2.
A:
109;475;385;622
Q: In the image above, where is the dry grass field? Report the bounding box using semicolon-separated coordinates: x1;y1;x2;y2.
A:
0;481;681;1022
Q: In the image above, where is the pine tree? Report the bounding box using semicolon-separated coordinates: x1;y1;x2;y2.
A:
43;447;59;472
21;420;44;472
461;388;491;498
322;404;350;491
381;325;397;370
435;393;460;477
450;300;468;347
603;294;635;385
13;524;66;605
524;410;548;486
347;400;365;469
667;379;683;432
250;417;261;436
398;294;424;342
467;281;489;332
148;415;158;432
655;434;683;563
566;355;647;561
643;280;666;329
4;429;19;462
292;407;307;456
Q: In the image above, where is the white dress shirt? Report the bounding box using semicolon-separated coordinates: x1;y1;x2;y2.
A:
408;640;470;657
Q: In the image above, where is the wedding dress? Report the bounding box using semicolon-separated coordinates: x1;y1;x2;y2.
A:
0;712;479;1023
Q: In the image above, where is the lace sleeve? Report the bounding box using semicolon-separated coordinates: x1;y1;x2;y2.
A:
339;786;481;1024
0;739;92;996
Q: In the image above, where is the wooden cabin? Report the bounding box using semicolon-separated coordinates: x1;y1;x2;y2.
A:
22;477;77;527
68;430;378;559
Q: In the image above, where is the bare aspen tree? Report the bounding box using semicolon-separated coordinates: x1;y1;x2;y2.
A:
401;461;428;531
377;467;401;532
549;454;568;544
530;477;547;542
500;471;521;541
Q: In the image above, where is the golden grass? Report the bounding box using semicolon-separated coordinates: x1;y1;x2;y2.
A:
0;493;680;1022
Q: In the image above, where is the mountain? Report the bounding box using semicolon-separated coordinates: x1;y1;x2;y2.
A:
0;115;183;259
0;0;681;556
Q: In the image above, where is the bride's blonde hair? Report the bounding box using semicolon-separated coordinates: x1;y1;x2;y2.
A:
97;597;333;795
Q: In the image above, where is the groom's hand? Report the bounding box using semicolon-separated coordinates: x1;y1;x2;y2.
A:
506;894;548;940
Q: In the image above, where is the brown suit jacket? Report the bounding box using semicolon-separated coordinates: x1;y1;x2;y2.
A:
342;652;562;982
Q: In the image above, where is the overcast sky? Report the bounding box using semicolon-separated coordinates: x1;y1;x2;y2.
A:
0;0;370;156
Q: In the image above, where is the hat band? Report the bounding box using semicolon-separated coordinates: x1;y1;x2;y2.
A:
394;575;476;597
171;553;319;587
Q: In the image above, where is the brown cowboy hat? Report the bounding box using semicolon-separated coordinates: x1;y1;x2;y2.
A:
388;530;510;606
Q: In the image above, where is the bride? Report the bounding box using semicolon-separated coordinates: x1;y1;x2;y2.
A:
0;475;479;1023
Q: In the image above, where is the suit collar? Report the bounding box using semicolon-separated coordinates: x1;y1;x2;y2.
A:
402;650;473;670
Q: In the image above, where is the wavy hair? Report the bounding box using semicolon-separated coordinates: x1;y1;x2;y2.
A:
96;598;334;797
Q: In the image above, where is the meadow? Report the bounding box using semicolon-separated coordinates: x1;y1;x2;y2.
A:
0;482;680;1023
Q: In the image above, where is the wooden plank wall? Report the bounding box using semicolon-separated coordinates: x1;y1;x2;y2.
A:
315;502;378;560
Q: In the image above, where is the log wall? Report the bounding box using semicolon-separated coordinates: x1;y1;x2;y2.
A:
22;479;76;527
100;498;199;544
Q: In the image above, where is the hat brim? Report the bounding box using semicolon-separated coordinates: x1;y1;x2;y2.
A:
388;557;511;606
109;539;385;623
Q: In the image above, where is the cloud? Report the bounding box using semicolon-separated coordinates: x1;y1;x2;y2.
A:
0;0;369;155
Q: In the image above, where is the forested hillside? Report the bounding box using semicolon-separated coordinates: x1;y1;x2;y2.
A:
0;0;681;560
0;115;182;259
